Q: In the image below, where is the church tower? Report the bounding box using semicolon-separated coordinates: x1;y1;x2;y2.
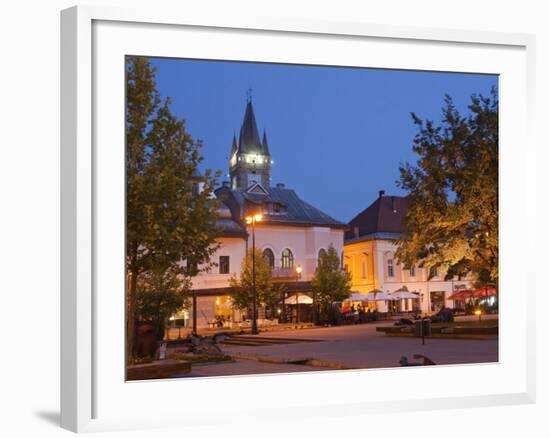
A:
229;97;272;190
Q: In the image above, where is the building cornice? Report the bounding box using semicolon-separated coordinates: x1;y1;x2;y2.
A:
344;232;403;245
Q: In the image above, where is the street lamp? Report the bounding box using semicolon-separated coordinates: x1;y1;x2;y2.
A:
295;265;302;324
475;309;482;323
245;213;263;335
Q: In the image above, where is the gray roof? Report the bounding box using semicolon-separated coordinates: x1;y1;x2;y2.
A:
215;185;346;229
216;217;247;238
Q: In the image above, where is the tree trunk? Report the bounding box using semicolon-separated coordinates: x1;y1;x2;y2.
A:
127;260;139;363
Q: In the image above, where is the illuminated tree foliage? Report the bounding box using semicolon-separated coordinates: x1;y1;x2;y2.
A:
312;244;352;311
136;267;191;341
229;248;276;310
395;89;498;285
126;56;221;358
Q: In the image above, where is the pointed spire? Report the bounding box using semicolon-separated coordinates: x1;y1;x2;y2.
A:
238;99;262;154
231;133;238;156
262;129;270;155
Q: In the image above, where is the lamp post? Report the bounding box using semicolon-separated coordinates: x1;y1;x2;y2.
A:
295;265;302;324
245;213;262;335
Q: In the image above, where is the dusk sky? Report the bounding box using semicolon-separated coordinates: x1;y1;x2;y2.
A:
150;57;498;222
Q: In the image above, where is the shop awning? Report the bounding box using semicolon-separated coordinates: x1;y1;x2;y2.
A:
447;290;474;300
472;286;497;297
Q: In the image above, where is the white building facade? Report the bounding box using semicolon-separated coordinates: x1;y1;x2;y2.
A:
177;98;346;329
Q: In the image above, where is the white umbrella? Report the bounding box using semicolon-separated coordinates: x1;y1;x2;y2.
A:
392;290;420;300
346;292;370;302
284;293;313;305
363;290;397;301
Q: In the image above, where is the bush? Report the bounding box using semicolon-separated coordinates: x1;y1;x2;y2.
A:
327;304;342;326
430;307;454;323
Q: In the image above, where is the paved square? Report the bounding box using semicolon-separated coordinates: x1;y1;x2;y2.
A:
173;322;498;378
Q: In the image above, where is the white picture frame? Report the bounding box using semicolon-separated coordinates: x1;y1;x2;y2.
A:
61;5;536;433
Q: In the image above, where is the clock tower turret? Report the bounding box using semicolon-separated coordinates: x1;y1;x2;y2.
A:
229;97;272;190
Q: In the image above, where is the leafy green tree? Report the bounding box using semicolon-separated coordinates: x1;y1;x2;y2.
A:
395;90;498;285
126;56;221;359
136;267;191;341
312;244;351;323
229;248;275;310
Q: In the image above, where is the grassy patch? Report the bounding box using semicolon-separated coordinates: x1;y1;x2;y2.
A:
128;356;154;365
431;319;498;328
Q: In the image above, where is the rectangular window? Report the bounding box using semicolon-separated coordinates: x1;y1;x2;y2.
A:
430;266;439;278
186;258;198;276
409;265;416;277
219;256;230;274
361;260;367;278
387;259;394;277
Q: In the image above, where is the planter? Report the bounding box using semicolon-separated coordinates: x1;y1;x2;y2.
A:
127;359;191;381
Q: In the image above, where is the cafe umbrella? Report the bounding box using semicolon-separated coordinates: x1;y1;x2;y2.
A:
391;288;420;300
363;289;397;301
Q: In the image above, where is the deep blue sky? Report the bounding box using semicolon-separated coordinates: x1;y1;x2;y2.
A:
150;57;497;222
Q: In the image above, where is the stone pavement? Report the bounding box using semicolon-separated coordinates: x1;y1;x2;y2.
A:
220;322;498;369
171;320;498;378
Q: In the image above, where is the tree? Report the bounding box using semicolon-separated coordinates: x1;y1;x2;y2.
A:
136;267;191;341
229;248;275;311
126;56;221;359
395;89;498;285
312;244;351;323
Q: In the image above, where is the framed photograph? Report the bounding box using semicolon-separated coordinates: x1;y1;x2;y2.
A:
61;5;536;433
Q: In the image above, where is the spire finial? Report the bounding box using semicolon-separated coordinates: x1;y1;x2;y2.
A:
246;87;252;103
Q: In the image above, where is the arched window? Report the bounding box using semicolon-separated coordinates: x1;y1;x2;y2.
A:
262;248;275;268
318;248;327;263
281;248;294;269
